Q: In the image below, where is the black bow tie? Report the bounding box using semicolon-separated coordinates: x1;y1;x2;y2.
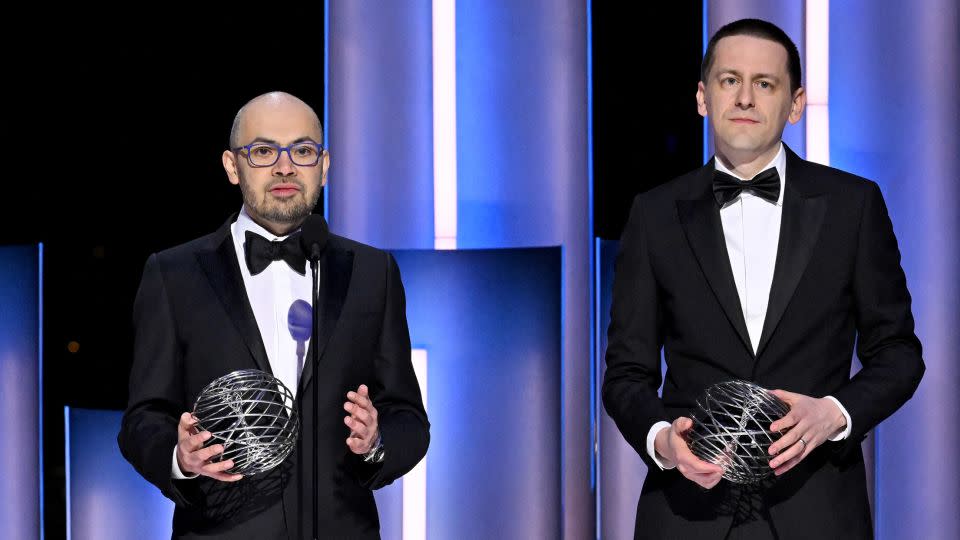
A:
713;167;781;206
244;230;306;276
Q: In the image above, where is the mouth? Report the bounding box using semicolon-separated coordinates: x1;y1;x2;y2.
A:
730;118;760;125
268;183;302;198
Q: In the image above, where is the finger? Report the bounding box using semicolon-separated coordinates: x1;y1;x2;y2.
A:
674;443;720;472
200;458;236;475
179;412;198;429
674;417;694;434
770;389;796;403
180;430;212;452
207;471;244;482
673;439;723;474
772;440;813;476
701;473;724;489
769;436;808;468
351;405;372;425
686;470;723;489
677;454;723;475
178;412;199;438
202;462;243;482
346;436;370;455
194;443;226;462
770;411;801;433
347;390;371;409
682;467;724;484
773;455;801;475
345;416;369;438
358;384;369;397
769;422;807;454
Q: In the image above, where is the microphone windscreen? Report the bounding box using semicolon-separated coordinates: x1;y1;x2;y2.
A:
299;214;329;260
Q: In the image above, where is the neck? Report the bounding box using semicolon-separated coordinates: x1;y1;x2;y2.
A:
715;142;780;179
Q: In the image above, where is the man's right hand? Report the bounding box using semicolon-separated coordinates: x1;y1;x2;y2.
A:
654;416;724;489
176;412;243;482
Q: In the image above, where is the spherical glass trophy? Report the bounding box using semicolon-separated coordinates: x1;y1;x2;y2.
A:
192;369;300;476
687;380;789;484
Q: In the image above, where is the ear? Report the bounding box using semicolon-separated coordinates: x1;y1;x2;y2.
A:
319;150;330;188
223;150;240;186
787;87;807;125
696;81;708;118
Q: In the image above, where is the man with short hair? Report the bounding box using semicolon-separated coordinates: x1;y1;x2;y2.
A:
603;19;923;539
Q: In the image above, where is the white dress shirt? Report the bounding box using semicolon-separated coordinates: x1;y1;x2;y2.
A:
646;143;852;470
173;207;314;479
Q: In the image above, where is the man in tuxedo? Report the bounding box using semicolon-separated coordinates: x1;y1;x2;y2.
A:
602;19;924;539
118;91;429;539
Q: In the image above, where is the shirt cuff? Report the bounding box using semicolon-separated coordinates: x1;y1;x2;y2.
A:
646;421;675;470
172;445;198;480
824;395;853;441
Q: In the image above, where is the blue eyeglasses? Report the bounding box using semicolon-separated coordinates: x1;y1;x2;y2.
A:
233;142;325;167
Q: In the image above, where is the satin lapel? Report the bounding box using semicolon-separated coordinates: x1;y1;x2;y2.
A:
677;165;755;358
196;216;272;374
755;152;827;358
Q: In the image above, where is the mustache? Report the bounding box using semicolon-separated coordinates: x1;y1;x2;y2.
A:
266;179;306;190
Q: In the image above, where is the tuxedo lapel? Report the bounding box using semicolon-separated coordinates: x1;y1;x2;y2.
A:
298;243;354;393
677;163;755;358
196;215;273;374
755;149;827;358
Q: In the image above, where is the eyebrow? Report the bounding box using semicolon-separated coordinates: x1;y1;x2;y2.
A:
716;69;782;82
247;136;321;145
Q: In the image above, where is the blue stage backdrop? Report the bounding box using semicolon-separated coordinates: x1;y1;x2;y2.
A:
379;247;563;539
0;245;42;540
327;0;435;249
328;4;593;536
65;407;173;540
830;2;960;538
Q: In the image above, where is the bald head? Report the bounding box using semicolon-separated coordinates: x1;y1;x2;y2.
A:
229;91;323;148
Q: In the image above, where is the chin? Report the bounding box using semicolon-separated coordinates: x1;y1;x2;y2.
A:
723;136;770;154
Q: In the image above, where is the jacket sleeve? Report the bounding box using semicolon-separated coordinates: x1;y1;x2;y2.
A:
831;181;925;456
602;195;669;470
117;253;201;507
351;252;430;488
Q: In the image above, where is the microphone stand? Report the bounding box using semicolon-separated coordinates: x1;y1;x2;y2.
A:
298;214;329;540
309;256;321;540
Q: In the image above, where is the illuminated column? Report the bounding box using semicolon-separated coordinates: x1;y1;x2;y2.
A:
0;245;43;540
830;1;959;538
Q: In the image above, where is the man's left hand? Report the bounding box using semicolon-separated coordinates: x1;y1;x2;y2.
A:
767;389;847;475
344;384;380;455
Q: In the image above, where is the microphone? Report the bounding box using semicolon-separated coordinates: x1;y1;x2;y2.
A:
299;214;329;262
287;299;312;383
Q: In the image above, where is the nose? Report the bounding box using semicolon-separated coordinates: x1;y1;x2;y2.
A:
735;83;755;109
273;149;297;176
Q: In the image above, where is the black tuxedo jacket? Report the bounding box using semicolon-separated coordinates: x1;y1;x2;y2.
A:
602;147;924;539
118;215;429;539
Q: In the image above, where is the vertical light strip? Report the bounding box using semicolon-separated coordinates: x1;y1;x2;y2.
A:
805;0;829;165
323;0;331;221
64;407;71;540
586;2;598;538
403;349;428;540
702;0;710;163
593;239;602;540
38;243;44;540
433;0;457;250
